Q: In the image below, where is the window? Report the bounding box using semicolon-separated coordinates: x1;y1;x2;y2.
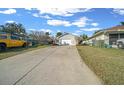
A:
11;36;16;40
109;34;118;39
11;35;20;40
0;35;7;39
109;34;118;45
120;34;124;38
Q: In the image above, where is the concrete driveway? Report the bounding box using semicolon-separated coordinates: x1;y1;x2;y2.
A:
0;46;102;85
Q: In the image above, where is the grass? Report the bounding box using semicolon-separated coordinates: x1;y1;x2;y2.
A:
77;46;124;85
0;45;48;60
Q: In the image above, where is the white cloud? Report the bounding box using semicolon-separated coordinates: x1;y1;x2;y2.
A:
28;28;53;33
30;8;91;17
57;30;62;32
28;28;36;31
32;13;39;17
47;17;92;27
72;17;90;27
47;19;71;26
80;28;101;31
0;9;16;14
47;16;98;28
40;29;53;33
72;33;79;36
113;8;124;15
25;8;33;10
32;13;52;19
91;23;99;27
75;30;82;33
73;30;84;36
47;16;99;28
40;15;52;19
5;20;16;23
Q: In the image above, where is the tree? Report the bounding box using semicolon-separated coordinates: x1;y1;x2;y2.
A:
29;31;53;44
93;30;101;35
0;25;5;32
120;22;124;25
17;23;26;35
0;22;26;35
4;22;17;34
56;32;62;37
45;32;50;36
80;34;88;40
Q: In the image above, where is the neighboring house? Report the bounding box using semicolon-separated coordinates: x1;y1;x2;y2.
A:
56;33;81;46
87;25;124;47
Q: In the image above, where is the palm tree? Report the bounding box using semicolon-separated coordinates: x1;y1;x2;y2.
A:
80;34;88;40
45;32;50;36
56;32;62;37
120;22;124;25
93;30;101;35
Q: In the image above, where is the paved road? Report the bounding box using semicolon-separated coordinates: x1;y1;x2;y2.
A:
0;46;101;85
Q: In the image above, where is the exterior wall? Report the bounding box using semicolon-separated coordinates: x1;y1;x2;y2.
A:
87;30;124;48
88;34;110;45
74;36;80;45
89;34;105;45
87;34;110;47
104;34;109;45
95;34;105;40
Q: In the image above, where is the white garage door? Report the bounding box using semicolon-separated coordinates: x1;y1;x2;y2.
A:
62;40;72;45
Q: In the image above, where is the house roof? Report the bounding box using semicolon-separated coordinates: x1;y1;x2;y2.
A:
88;25;124;40
106;25;124;31
57;33;79;39
87;30;104;40
57;33;69;38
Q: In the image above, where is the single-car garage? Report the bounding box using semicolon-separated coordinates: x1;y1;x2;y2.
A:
57;33;81;46
61;40;72;45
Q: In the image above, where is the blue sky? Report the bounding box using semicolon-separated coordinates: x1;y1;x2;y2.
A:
0;8;124;36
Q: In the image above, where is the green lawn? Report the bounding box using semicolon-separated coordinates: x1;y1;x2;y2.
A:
0;45;48;60
77;46;124;85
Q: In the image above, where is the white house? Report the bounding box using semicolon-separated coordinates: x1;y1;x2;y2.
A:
87;25;124;47
56;33;81;46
